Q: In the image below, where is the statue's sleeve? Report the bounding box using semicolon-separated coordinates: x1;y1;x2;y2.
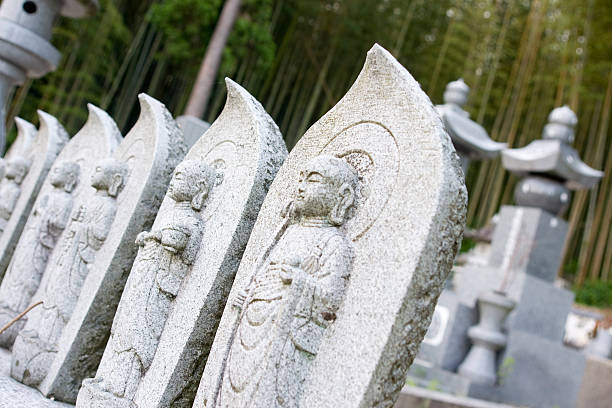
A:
182;218;204;265
88;202;115;250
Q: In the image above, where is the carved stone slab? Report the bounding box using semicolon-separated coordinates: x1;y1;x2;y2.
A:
193;44;467;408
0;111;68;280
76;79;287;408
31;94;187;403
4;117;37;160
0;105;122;349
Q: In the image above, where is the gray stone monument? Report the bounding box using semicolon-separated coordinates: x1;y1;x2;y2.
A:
0;111;68;281
176;115;211;149
0;157;4;179
0;0;98;153
436;79;505;173
77;79;287;408
407;105;604;408
27;94;187;403
0;104;121;349
502;105;603;215
0;156;32;234
4;117;37;160
193;44;467;408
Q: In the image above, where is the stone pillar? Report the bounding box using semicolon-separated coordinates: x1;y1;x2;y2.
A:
0;0;98;153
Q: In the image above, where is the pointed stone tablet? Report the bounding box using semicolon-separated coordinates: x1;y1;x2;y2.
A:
193;44;467;408
0;111;68;280
10;94;187;403
76;79;287;408
4;117;37;160
0;105;121;349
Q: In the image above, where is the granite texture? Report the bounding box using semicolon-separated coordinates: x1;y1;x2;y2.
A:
0;105;121;349
5;117;37;160
0;111;68;281
77;79;287;408
0;348;71;408
193;44;467;408
15;94;187;404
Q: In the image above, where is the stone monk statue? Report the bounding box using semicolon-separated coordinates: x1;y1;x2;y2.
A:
11;158;128;387
216;154;359;408
0;161;80;348
79;160;217;406
0;156;32;234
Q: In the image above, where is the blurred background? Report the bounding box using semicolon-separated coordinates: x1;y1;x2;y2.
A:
4;0;612;305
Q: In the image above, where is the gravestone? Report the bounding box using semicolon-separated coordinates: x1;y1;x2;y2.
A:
0;111;68;280
0;104;121;349
4;117;37;160
0;157;4;179
193;44;467;408
28;94;187;403
77;79;288;408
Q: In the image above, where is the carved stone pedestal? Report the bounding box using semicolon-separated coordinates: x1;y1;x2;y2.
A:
458;290;515;385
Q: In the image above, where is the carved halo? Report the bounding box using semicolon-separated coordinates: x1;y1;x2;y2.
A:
319;121;400;241
196;140;236;221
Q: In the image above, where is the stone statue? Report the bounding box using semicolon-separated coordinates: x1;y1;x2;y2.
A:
0;158;5;180
0;156;32;234
11;158;129;387
215;155;359;408
79;160;217;405
0;161;80;348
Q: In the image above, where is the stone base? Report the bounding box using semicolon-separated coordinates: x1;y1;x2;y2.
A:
417;290;477;372
468;330;585;408
76;378;136;408
395;385;518;408
0;348;72;407
407;361;471;395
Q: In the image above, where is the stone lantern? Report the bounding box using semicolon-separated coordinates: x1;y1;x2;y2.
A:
436;79;506;173
0;0;99;153
502;105;604;215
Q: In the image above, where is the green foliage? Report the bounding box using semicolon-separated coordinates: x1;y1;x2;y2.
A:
459;238;477;254
574;281;612;307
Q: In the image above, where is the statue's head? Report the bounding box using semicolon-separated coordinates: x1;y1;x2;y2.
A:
443;78;469;107
6;157;32;184
168;160;217;211
293;155;359;226
50;161;80;193
91;158;129;197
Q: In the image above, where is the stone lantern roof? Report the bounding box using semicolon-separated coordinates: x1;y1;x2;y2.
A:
436;79;506;161
502;106;603;190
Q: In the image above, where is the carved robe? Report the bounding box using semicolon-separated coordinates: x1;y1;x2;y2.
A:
10;193;118;386
217;220;354;408
0;188;74;347
0;180;22;233
97;203;204;399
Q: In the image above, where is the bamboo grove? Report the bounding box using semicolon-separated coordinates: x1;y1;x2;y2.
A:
5;0;612;287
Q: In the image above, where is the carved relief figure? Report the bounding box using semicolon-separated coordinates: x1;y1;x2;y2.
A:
11;158;129;387
80;160;216;405
214;155;358;408
0;161;80;347
0;157;32;234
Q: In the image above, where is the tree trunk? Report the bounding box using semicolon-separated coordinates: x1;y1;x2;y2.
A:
184;0;242;118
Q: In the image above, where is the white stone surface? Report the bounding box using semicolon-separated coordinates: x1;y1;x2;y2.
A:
0;348;71;408
0;105;121;349
5;117;37;160
33;94;187;403
193;44;467;408
0;111;68;280
77;79;287;408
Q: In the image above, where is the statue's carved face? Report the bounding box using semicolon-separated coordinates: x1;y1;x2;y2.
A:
91;158;127;197
50;162;79;192
6;157;31;184
167;161;216;209
294;155;358;222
